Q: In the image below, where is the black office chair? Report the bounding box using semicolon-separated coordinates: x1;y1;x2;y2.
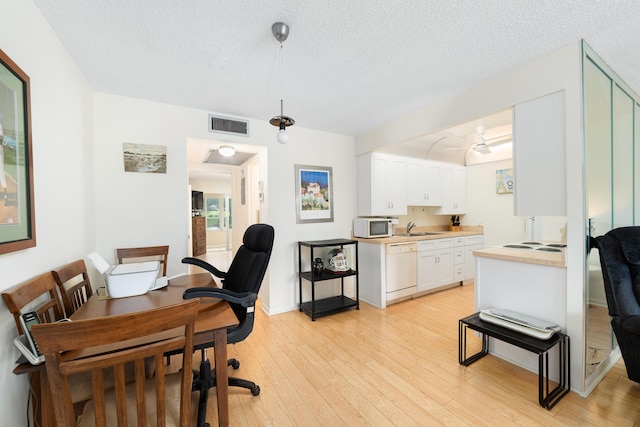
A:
182;223;274;427
593;226;640;383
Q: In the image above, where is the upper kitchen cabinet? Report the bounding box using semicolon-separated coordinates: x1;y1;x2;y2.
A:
407;159;442;206
513;91;566;216
432;164;466;215
357;152;407;216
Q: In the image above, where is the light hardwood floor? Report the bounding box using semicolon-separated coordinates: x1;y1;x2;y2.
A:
185;251;640;426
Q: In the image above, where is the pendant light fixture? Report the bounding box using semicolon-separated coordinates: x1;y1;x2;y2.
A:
269;22;295;144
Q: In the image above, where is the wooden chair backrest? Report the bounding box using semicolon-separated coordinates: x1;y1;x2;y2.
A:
31;299;199;427
117;245;169;276
52;259;93;316
1;271;64;334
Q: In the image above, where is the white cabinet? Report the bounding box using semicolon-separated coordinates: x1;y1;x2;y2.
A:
359;235;483;308
357;154;465;215
356;153;407;216
463;235;484;281
454;237;465;282
417;239;454;292
407;159;442;206
513;91;566;216
433;164;466;214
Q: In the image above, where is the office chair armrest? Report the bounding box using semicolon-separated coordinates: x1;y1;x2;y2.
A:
181;257;228;279
183;287;258;307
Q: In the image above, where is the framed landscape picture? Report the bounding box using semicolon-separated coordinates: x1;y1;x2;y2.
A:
295;164;333;223
123;143;167;173
0;49;36;254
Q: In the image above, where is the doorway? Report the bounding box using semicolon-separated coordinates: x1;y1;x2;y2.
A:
186;137;266;261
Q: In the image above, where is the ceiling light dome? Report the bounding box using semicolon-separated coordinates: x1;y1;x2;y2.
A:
218;145;235;157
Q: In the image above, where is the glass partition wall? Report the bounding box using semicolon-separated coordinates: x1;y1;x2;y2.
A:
583;43;638;382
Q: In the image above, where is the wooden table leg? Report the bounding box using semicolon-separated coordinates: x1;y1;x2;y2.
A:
27;368;53;427
213;328;229;427
31;367;53;426
28;371;43;426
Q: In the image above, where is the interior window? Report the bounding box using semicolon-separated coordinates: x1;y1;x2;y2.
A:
204;194;232;230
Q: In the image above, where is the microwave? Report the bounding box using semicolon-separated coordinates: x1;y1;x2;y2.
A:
353;218;392;238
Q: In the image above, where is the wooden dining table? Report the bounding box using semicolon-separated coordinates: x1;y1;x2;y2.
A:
18;273;238;427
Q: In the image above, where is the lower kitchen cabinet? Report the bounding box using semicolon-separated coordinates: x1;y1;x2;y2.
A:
298;239;359;321
463;235;484;281
359;233;483;308
417;239;455;292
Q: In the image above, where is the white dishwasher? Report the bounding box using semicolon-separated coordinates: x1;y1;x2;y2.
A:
386;242;417;302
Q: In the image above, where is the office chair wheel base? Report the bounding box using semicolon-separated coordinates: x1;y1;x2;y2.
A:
230;358;240;369
251;385;260;396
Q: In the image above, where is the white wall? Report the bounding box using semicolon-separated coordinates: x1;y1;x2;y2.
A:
190;175;231;194
464;159;523;247
92;93;356;316
0;1;94;424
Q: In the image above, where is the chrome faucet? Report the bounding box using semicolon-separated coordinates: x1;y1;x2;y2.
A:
406;221;416;235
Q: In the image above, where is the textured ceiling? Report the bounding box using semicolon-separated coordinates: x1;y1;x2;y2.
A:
33;0;640;138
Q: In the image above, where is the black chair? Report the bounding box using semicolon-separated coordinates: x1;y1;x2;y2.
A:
593;226;640;383
182;223;274;427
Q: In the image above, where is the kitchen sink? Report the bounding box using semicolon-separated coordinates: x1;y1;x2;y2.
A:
407;232;443;236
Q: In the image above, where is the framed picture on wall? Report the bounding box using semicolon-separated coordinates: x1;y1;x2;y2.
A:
295;164;333;223
496;168;514;194
123;143;167;173
0;49;36;255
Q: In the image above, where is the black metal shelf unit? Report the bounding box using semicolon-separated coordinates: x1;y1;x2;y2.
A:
298;239;359;321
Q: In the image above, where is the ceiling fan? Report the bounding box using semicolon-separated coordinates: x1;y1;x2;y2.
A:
473;125;492;154
472;125;513;154
424;125;513;156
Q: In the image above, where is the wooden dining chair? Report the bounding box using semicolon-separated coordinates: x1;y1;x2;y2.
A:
117;245;169;276
52;259;94;317
31;299;200;427
2;272;73;424
3;272;156;421
2;271;65;335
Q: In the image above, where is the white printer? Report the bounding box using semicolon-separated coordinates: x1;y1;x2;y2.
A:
87;252;164;298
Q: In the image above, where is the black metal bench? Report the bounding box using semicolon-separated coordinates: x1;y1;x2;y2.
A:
458;312;570;409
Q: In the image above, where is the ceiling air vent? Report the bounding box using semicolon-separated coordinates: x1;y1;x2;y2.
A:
208;114;249;137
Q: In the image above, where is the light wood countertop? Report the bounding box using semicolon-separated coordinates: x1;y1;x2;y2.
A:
473;246;566;268
353;225;483;245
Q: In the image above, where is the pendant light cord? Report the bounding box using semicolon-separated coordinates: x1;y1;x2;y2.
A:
279;42;284;116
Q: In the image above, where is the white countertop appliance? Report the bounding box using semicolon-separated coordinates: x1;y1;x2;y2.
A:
386;242;417;301
353;217;392;238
